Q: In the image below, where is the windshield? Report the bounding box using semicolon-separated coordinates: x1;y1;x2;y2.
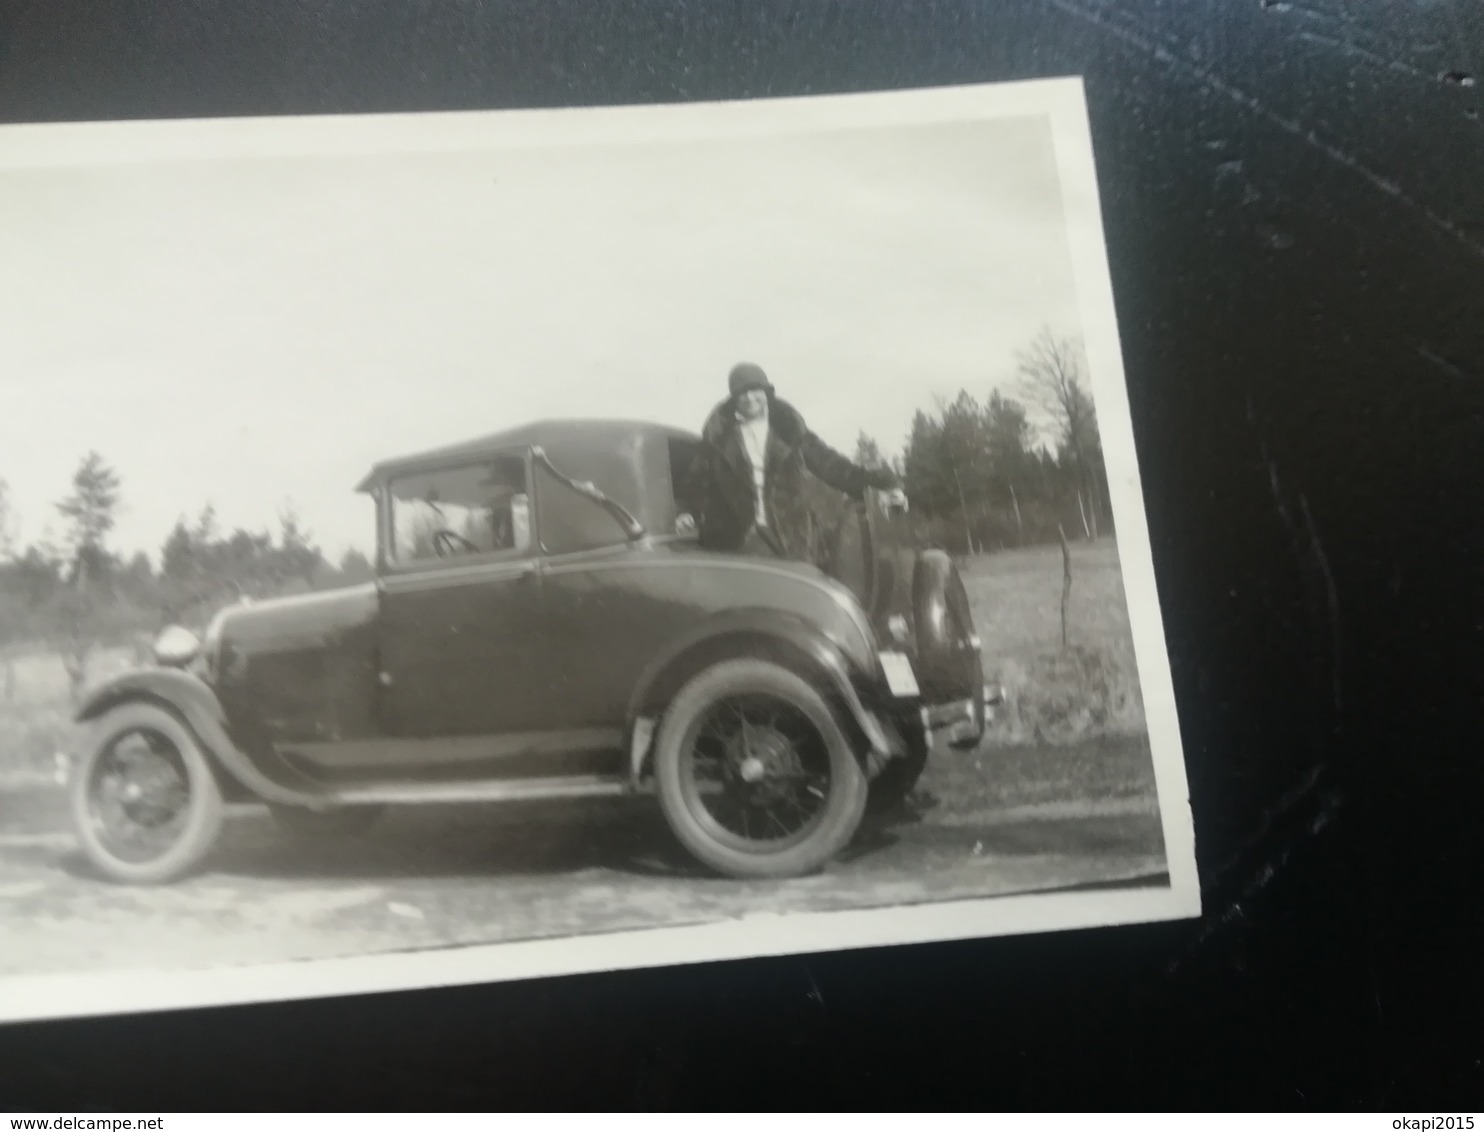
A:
387;453;532;564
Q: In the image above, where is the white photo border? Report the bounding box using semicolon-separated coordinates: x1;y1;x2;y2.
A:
0;76;1199;1025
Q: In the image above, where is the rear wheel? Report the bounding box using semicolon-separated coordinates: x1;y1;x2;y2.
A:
70;701;224;885
653;659;867;879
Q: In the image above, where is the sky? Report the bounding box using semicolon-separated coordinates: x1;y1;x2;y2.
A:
0;111;1085;564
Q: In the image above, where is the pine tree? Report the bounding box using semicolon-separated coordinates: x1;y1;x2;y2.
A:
938;391;988;554
853;432;889;473
160;517;199;582
338;548;375;583
51;453;123;697
55;452;122;581
275;502;324;588
984;391;1034;544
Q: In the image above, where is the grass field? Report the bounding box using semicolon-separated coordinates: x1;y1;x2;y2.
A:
0;646;135;785
962;536;1147;747
0;537;1161;985
0;535;1145;782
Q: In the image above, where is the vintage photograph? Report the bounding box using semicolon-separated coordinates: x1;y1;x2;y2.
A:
0;78;1197;1022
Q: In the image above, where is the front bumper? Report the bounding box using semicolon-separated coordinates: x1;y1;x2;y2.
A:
921;683;1004;750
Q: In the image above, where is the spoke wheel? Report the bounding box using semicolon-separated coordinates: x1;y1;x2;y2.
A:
71;702;224;884
654;660;866;878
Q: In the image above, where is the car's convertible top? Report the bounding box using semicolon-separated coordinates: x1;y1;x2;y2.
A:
355;418;705;537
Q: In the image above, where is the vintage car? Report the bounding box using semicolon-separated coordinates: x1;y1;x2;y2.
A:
68;419;996;884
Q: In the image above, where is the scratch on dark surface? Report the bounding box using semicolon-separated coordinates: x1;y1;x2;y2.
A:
1037;0;1484;259
1156;395;1352;970
801;961;825;1007
1167;767;1340;975
1253;405;1300;541
1417;344;1480;381
1264;1;1350;26
1297;493;1344;714
1248;396;1344;716
1295;29;1429;80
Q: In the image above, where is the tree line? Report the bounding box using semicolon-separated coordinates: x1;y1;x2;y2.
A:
834;326;1113;555
0;324;1109;698
0;455;372;698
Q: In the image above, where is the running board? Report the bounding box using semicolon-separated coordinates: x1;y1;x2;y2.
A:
322;775;641;806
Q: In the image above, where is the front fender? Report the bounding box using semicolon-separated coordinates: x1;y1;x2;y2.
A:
73;667;323;807
76;666;224;729
625;609;896;781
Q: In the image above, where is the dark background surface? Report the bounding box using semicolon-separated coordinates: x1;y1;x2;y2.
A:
0;0;1480;1110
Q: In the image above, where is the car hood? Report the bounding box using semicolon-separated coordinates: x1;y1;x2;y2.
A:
661;541;864;595
214;582;379;654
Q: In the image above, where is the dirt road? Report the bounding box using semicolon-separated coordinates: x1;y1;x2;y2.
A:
0;735;1166;979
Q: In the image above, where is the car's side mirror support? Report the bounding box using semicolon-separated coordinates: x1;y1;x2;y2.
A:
531;446;647;541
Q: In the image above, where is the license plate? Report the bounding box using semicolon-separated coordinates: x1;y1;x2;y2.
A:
878;651;920;697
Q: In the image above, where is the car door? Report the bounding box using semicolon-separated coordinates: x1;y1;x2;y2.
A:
532;452;697;732
376;450;552;741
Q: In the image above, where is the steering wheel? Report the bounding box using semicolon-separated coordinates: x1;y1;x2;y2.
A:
432;529;480;558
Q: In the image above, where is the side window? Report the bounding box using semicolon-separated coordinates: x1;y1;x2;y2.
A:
388;454;532;566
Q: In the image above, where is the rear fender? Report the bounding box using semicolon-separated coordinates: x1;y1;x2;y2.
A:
625;610;897;783
73;667;325;808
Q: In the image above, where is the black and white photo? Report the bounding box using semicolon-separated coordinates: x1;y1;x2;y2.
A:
0;77;1198;1023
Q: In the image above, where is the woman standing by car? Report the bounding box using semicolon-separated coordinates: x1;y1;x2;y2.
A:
695;362;907;565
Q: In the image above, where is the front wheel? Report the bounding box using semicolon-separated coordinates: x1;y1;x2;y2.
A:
653;659;867;879
70;701;224;885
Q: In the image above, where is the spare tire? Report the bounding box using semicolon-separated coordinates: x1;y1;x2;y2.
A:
823;490;917;624
912;550;984;703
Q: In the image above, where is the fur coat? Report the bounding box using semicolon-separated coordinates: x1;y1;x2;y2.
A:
695;393;898;564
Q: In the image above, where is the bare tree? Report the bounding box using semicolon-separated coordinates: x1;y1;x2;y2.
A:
1016;327;1104;540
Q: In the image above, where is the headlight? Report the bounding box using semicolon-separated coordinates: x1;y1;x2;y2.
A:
153;625;201;667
